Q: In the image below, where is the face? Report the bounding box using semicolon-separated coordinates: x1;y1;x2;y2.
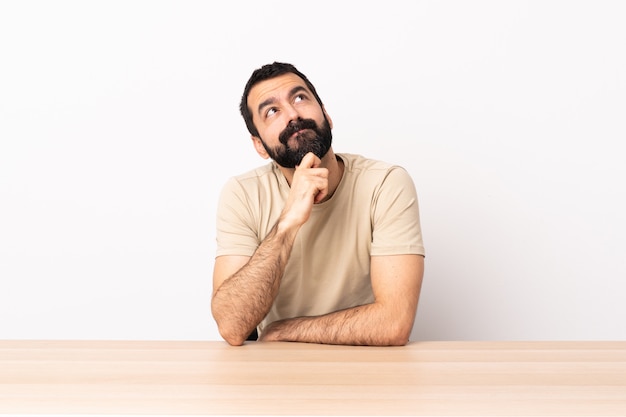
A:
247;73;333;168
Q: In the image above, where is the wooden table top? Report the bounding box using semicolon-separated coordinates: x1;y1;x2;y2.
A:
1;340;625;416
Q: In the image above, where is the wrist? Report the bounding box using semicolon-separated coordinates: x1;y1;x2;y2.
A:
275;214;302;240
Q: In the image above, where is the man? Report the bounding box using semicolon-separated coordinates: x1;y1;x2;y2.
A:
211;62;425;346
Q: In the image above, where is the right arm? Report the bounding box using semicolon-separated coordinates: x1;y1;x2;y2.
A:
211;222;297;346
211;153;327;346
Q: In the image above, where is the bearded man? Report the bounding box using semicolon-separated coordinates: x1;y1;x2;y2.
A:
211;62;425;346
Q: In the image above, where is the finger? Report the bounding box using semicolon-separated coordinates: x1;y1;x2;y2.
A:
314;188;328;204
297;152;321;169
312;172;329;204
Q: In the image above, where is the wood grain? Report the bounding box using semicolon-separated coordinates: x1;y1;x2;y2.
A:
1;340;625;415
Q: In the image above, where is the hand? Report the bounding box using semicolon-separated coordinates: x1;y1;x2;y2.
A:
257;319;288;342
279;152;329;229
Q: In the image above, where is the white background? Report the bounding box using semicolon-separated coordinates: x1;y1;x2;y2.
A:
1;1;625;341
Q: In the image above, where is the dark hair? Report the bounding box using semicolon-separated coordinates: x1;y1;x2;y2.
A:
239;62;324;137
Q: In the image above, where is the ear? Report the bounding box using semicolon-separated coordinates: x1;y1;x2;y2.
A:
322;106;333;129
251;136;270;159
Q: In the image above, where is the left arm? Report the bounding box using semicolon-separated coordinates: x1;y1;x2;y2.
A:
259;254;424;346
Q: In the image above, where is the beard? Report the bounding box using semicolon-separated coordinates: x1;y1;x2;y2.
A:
259;117;333;168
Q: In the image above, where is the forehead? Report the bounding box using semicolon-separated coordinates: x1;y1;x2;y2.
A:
247;73;310;110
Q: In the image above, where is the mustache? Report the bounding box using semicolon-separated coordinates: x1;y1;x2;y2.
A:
279;118;319;145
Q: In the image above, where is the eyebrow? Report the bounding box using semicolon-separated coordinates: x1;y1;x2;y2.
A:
257;85;309;117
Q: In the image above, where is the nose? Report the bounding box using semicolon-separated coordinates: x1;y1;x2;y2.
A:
284;103;300;122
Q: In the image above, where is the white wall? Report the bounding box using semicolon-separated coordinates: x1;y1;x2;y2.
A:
1;1;624;341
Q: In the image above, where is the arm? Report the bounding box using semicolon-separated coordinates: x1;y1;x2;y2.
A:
259;253;424;346
211;153;328;346
211;224;296;346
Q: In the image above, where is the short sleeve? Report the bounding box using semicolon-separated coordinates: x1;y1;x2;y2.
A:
370;167;425;256
215;177;259;257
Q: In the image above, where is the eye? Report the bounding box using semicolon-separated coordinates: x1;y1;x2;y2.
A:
266;107;277;118
294;94;306;103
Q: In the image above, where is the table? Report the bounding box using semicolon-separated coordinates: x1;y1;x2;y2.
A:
1;340;625;416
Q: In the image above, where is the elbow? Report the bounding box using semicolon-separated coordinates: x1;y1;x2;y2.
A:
386;330;411;346
223;334;246;347
217;323;247;346
383;318;413;346
212;309;248;346
390;336;411;347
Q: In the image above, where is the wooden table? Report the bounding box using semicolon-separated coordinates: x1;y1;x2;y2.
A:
1;340;625;416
